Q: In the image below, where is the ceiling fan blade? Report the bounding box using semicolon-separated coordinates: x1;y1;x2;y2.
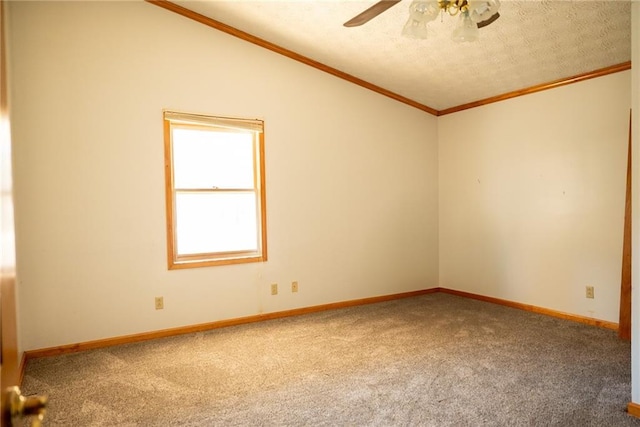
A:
344;0;402;27
476;12;500;29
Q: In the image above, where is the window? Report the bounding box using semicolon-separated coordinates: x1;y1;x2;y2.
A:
163;111;267;269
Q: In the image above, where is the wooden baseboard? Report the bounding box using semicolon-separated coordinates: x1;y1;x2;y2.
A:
23;286;619;364
17;351;27;385
438;288;619;330
23;288;439;360
627;402;640;418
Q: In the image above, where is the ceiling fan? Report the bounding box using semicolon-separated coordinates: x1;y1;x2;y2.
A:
344;0;501;41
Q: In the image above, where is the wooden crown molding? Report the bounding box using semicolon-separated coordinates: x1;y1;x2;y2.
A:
145;0;438;116
146;1;630;118
438;61;632;116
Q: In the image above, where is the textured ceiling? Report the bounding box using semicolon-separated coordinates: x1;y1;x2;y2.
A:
171;0;631;111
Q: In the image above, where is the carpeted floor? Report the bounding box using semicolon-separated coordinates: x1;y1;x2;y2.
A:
21;293;640;426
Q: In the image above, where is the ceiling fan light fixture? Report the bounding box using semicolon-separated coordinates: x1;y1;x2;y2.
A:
399;0;500;41
342;0;500;41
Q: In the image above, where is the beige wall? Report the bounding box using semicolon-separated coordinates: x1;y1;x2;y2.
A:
8;0;631;353
8;1;439;351
439;71;631;323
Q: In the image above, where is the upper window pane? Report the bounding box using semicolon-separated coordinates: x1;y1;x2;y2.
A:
172;127;254;189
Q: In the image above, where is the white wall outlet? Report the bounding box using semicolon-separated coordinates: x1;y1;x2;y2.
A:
586;286;594;299
155;296;164;310
291;281;299;293
271;283;278;295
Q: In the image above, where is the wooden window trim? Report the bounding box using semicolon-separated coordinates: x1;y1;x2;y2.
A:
163;112;267;269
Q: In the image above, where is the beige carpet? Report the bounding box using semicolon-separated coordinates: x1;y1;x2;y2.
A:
21;293;640;426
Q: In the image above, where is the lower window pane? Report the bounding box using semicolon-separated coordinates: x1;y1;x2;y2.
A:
175;193;258;255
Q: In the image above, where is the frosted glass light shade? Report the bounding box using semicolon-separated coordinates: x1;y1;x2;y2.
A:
451;13;479;42
466;0;501;23
402;18;429;39
408;0;440;23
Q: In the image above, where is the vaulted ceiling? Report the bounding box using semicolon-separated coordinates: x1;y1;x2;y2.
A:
160;1;631;114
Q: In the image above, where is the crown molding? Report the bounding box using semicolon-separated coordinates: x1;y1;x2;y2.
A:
145;0;438;115
438;61;631;116
146;1;630;118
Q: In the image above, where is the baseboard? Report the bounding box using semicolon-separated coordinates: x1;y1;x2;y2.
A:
627;402;640;418
23;286;619;362
17;351;27;385
24;288;439;360
438;288;619;331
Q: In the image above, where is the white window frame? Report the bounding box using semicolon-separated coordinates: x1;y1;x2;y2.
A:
163;111;267;269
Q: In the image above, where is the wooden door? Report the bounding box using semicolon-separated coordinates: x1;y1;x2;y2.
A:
620;112;632;340
0;0;20;393
1;2;47;426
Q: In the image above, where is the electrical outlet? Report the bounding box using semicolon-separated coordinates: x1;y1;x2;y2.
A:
271;283;278;295
291;281;299;293
586;286;594;299
155;296;164;310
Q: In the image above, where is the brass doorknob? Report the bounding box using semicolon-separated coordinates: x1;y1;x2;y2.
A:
3;386;48;427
